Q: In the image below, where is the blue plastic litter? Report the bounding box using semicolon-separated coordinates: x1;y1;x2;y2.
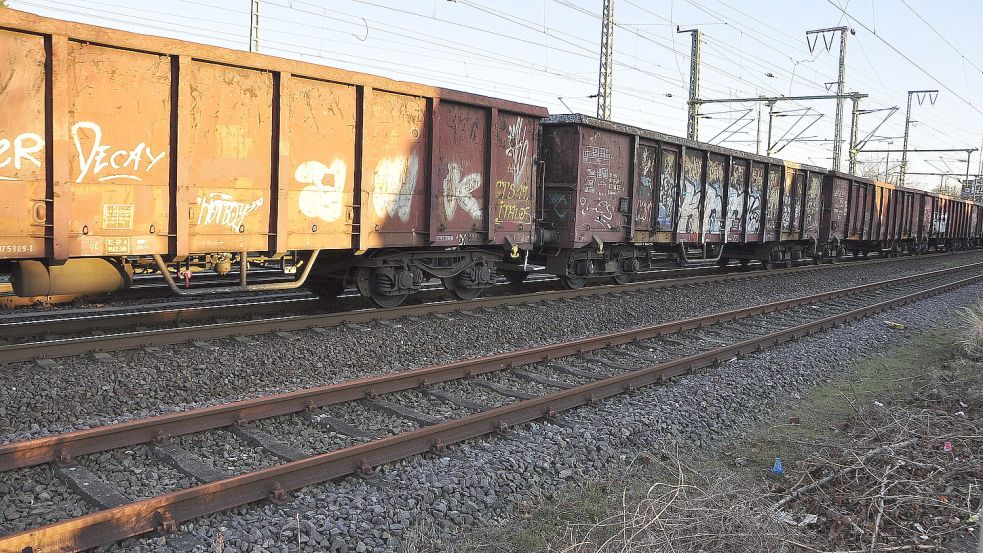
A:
771;457;784;475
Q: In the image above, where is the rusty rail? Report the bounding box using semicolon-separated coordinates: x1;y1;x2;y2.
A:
2;251;976;364
0;264;978;552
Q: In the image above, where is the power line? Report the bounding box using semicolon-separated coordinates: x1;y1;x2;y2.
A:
896;0;983;78
825;0;983;117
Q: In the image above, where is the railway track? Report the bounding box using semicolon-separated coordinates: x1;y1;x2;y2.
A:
1;251;976;364
0;262;980;552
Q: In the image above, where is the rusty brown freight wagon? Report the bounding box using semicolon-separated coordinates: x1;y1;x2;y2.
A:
0;9;547;306
532;114;827;288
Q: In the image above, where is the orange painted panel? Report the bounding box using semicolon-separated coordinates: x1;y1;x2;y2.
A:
66;41;171;257
282;77;357;250
0;30;47;259
360;91;428;249
186;61;273;253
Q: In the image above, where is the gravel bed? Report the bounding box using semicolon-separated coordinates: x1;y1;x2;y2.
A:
322;402;419;437
109;279;983;553
254;415;359;456
523;364;596;385
482;372;554;396
433;381;514;408
382;390;472;421
76;445;195;501
3;254;982;448
172;430;282;476
557;356;631;377
0;466;92;536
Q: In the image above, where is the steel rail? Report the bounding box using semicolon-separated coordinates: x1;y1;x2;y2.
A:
1;262;978;474
0;268;979;552
0;251;973;364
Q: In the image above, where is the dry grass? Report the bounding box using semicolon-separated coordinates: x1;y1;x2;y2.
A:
958;300;983;360
554;450;794;553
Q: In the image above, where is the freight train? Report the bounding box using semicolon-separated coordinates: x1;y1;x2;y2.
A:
1;10;980;307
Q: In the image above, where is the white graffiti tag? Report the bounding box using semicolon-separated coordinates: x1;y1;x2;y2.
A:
71;121;167;183
442;162;483;220
0;132;44;180
295;160;346;222
196;193;264;231
372;154;419;222
506;117;530;185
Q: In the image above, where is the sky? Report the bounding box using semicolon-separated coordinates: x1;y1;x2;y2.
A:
10;0;983;191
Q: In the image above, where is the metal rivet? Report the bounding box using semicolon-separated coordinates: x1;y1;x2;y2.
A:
149;224;156;234
239;225;245;233
82;225;89;235
312;224;318;232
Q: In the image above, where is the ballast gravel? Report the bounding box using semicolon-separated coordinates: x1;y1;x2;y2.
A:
2;254;982;445
108;279;983;553
76;445;195;501
172;430;282;476
255;415;360;456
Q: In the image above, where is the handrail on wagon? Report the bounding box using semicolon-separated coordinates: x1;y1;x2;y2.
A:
150;250;321;296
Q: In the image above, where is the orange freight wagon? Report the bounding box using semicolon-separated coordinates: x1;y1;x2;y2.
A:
0;9;547;306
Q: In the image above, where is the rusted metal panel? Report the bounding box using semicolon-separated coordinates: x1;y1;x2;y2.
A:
186;61;273;253
763;165;781;242
781;167;795;233
903;192;915;238
632;144;657;233
803;173;822;239
828;177;849;241
792;172;806;233
656;147;679;239
920;194;933;239
431;101;488;246
490;112;537;247
571;127;631;246
746;161;765;242
703;154;725;242
861;185;873;240
678;148;704;242
971;205;979;239
65;42;172;258
281;76;357;251
0;29;47;260
361;90;428;249
780;167;804;240
877;186;891;240
726;159;747;243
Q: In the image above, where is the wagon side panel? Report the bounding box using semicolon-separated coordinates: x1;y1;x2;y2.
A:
703;154;725;242
572;127;631;246
491;112;538;247
0;29;48;260
280;77;357;251
185;61;273;253
361;91;428;249
726;159;748;243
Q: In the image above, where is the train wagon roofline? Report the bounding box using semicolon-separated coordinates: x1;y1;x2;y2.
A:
545;113;827;172
0;7;549;117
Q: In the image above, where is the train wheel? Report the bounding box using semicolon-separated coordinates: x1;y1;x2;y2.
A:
561;275;587;289
355;266;409;308
762;260;775;270
610;273;631;285
442;277;483;301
